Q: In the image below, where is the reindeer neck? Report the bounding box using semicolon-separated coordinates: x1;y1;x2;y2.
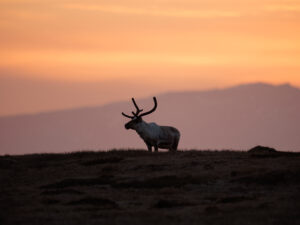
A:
132;119;161;144
135;120;148;133
134;120;156;138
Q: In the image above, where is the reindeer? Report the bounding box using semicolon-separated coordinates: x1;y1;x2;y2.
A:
122;97;180;152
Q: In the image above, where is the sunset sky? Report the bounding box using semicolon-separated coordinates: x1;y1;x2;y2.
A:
0;0;300;116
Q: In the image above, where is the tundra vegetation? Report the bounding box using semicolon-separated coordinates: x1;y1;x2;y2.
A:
0;148;300;225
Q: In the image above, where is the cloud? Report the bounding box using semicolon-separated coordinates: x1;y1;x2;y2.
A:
63;3;241;19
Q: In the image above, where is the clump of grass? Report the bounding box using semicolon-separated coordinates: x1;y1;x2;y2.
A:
204;206;222;214
133;164;167;171
41;189;83;195
232;170;300;185
66;197;118;209
80;157;123;166
41;199;60;205
40;176;113;189
217;196;255;204
153;199;195;208
0;158;16;169
113;175;214;189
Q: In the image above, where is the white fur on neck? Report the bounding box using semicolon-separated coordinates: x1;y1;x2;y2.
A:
135;121;160;144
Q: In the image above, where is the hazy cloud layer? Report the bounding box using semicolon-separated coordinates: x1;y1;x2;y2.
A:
0;0;299;116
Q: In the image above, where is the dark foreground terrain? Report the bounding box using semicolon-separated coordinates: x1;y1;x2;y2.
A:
0;149;300;225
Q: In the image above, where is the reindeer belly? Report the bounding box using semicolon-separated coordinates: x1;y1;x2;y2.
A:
158;126;180;148
136;123;179;149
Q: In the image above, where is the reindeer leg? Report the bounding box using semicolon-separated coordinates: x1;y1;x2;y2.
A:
154;145;158;152
171;137;179;152
146;143;152;152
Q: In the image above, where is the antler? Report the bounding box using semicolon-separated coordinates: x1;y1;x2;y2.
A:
121;97;157;119
122;112;134;119
139;97;157;117
131;98;143;116
121;98;143;118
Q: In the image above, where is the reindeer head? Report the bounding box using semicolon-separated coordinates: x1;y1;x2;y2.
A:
122;97;157;130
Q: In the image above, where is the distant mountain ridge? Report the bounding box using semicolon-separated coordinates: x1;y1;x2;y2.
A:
1;83;300;154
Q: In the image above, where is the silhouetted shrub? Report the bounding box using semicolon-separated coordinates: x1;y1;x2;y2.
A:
41;189;83;195
40;176;113;189
0;158;16;169
113;175;213;189
153;199;195;208
232;170;300;185
66;197;118;209
217;196;255;203
42;199;60;205
81;157;123;166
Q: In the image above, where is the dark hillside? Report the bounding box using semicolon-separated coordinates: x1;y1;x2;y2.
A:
1;150;300;225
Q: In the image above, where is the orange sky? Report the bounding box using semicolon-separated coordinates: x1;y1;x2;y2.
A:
0;0;300;115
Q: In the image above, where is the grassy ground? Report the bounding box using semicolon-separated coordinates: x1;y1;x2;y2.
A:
0;150;300;225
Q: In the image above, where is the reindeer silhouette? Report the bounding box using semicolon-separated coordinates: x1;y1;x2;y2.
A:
122;97;180;152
